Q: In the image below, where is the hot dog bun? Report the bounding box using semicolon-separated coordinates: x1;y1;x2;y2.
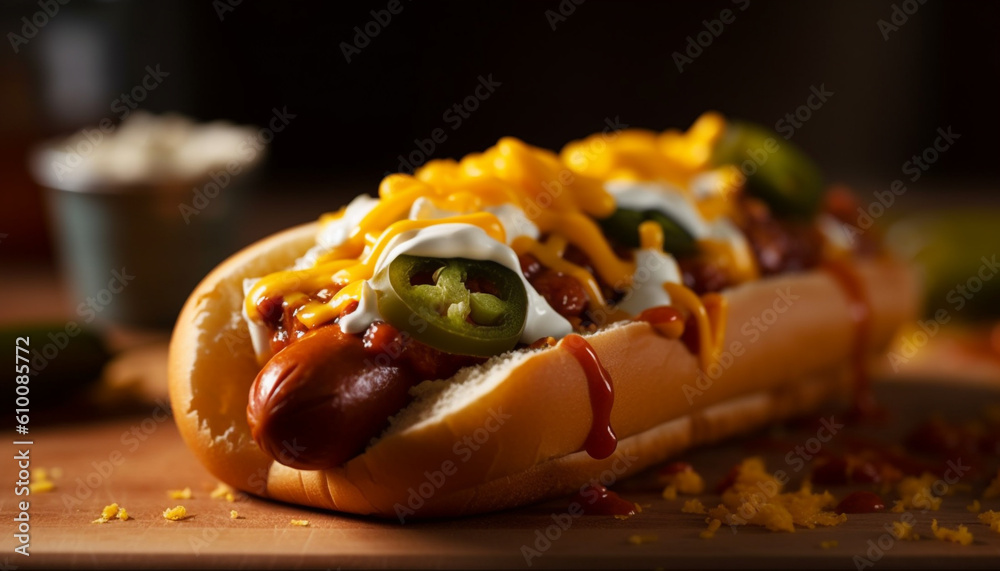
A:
169;221;918;518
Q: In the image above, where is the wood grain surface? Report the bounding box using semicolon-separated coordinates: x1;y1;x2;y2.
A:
2;380;999;570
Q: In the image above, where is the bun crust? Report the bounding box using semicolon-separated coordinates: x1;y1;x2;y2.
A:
169;222;917;518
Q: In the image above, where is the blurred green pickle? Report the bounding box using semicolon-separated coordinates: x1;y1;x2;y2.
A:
887;210;1000;321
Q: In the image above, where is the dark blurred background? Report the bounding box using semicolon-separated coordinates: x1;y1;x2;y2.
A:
1;0;997;284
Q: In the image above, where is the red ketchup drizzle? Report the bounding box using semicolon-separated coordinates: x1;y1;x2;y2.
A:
835;491;886;514
571;484;637;516
823;261;878;417
559;334;617;459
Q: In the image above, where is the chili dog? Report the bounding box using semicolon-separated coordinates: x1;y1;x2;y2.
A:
168;113;918;517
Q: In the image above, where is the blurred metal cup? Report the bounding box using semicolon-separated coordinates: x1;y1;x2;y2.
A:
31;131;261;330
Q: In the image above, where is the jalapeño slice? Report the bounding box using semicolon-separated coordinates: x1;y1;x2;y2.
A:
598;208;698;256
371;255;528;357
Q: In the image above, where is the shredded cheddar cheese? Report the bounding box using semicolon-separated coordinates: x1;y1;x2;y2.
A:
967;499;982;513
246;114;754;373
561;113;726;189
664;283;726;371
290;519;310;527
819;540;839;549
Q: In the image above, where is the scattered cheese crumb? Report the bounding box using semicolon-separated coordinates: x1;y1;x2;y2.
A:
699;518;722;539
984;471;1000;500
210;482;238;502
92;503;122;524
168;487;193;500
820;540;839;549
891;520;920;541
931;519;974;545
662;485;678;501
117;507;129;521
29;467;56;494
894;474;942;512
682;499;706;514
100;503;119;520
290;519;310;527
660;465;706;495
978;510;1000;533
967;500;982;513
230;510;241;520
627;534;658;545
29;480;55;494
705;457;846;532
163;506;189;521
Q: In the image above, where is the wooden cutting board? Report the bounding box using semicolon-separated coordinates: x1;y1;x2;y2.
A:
3;380;1000;569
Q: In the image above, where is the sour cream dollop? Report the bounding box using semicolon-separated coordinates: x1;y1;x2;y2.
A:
339;223;571;343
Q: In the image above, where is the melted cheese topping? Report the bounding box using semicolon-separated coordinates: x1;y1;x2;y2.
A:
606;180;758;283
244;113;754;369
